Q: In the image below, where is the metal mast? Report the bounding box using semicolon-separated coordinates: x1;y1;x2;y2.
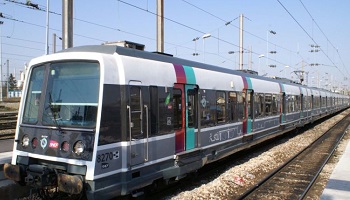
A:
62;0;73;49
156;0;164;53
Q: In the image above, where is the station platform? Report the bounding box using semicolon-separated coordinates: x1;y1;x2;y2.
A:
320;139;350;200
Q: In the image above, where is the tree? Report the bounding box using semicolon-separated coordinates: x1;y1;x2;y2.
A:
8;73;17;91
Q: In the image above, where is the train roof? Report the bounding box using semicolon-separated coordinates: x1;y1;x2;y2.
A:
59;45;342;95
60;45;282;80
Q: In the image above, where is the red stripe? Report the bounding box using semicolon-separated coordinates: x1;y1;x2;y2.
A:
173;64;186;83
241;76;248;90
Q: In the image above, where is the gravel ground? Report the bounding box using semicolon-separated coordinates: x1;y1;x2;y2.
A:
169;109;350;200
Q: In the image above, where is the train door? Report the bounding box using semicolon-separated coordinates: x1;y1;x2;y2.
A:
281;92;286;123
243;89;253;134
173;83;197;153
128;85;149;166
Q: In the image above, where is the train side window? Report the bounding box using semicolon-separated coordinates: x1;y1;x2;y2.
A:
159;88;173;134
288;95;296;113
272;94;279;115
254;93;264;118
173;89;182;130
314;96;320;108
200;90;216;127
236;92;244;121
216;91;226;123
150;86;159;135
99;84;122;145
302;95;306;110
296;95;301;112
265;94;272;116
130;86;143;139
23;66;45;124
308;96;312;109
229;92;237;122
322;97;327;108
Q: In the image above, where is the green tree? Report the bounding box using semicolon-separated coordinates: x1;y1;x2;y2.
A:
8;73;17;91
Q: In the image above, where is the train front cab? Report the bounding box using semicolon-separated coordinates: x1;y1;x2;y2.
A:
4;59;101;196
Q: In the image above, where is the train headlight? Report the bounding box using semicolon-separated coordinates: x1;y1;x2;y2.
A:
61;141;70;152
22;135;30;148
73;141;85;156
32;137;38;149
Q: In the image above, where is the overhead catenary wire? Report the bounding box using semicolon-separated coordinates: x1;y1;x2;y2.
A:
181;0;300;56
117;0;290;67
276;0;348;78
2;0;348;83
5;0;289;67
298;0;349;77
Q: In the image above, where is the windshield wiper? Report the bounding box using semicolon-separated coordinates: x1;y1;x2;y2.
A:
48;92;63;133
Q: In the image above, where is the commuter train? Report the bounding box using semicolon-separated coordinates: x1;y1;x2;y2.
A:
4;42;349;199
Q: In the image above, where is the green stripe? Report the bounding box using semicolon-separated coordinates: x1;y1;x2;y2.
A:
183;65;196;84
246;77;253;89
247;119;252;133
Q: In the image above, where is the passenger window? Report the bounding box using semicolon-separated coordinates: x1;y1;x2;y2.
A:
265;94;272;116
216;91;226;123
254;93;264;118
150;86;159;135
229;92;237;122
237;92;244;121
200;90;216;127
159;88;173;134
130;86;143;139
272;94;279;115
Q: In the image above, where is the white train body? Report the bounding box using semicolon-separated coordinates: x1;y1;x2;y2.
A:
4;45;349;199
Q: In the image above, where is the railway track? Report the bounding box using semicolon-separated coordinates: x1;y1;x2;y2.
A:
143;111;349;200
0;112;17;139
237;113;350;200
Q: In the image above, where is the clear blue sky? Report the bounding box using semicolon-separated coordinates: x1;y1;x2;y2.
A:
1;0;350;91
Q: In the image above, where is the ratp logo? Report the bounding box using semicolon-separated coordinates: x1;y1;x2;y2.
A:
40;136;48;149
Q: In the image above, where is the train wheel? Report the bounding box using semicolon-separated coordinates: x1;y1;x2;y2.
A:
38;187;59;200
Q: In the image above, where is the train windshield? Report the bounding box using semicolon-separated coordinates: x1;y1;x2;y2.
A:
23;61;100;128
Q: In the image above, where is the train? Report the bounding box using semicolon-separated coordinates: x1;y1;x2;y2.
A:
4;41;349;199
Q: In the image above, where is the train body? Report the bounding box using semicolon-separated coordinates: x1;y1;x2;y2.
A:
4;44;349;199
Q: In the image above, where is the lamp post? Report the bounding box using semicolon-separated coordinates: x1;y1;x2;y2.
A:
202;33;211;62
228;51;236;69
258;54;264;75
284;65;290;78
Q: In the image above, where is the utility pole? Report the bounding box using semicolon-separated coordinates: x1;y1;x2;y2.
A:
0;21;3;101
62;0;73;49
239;14;243;70
45;0;50;54
6;59;9;97
156;0;164;53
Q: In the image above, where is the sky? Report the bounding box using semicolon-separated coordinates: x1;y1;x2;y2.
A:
1;0;350;91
